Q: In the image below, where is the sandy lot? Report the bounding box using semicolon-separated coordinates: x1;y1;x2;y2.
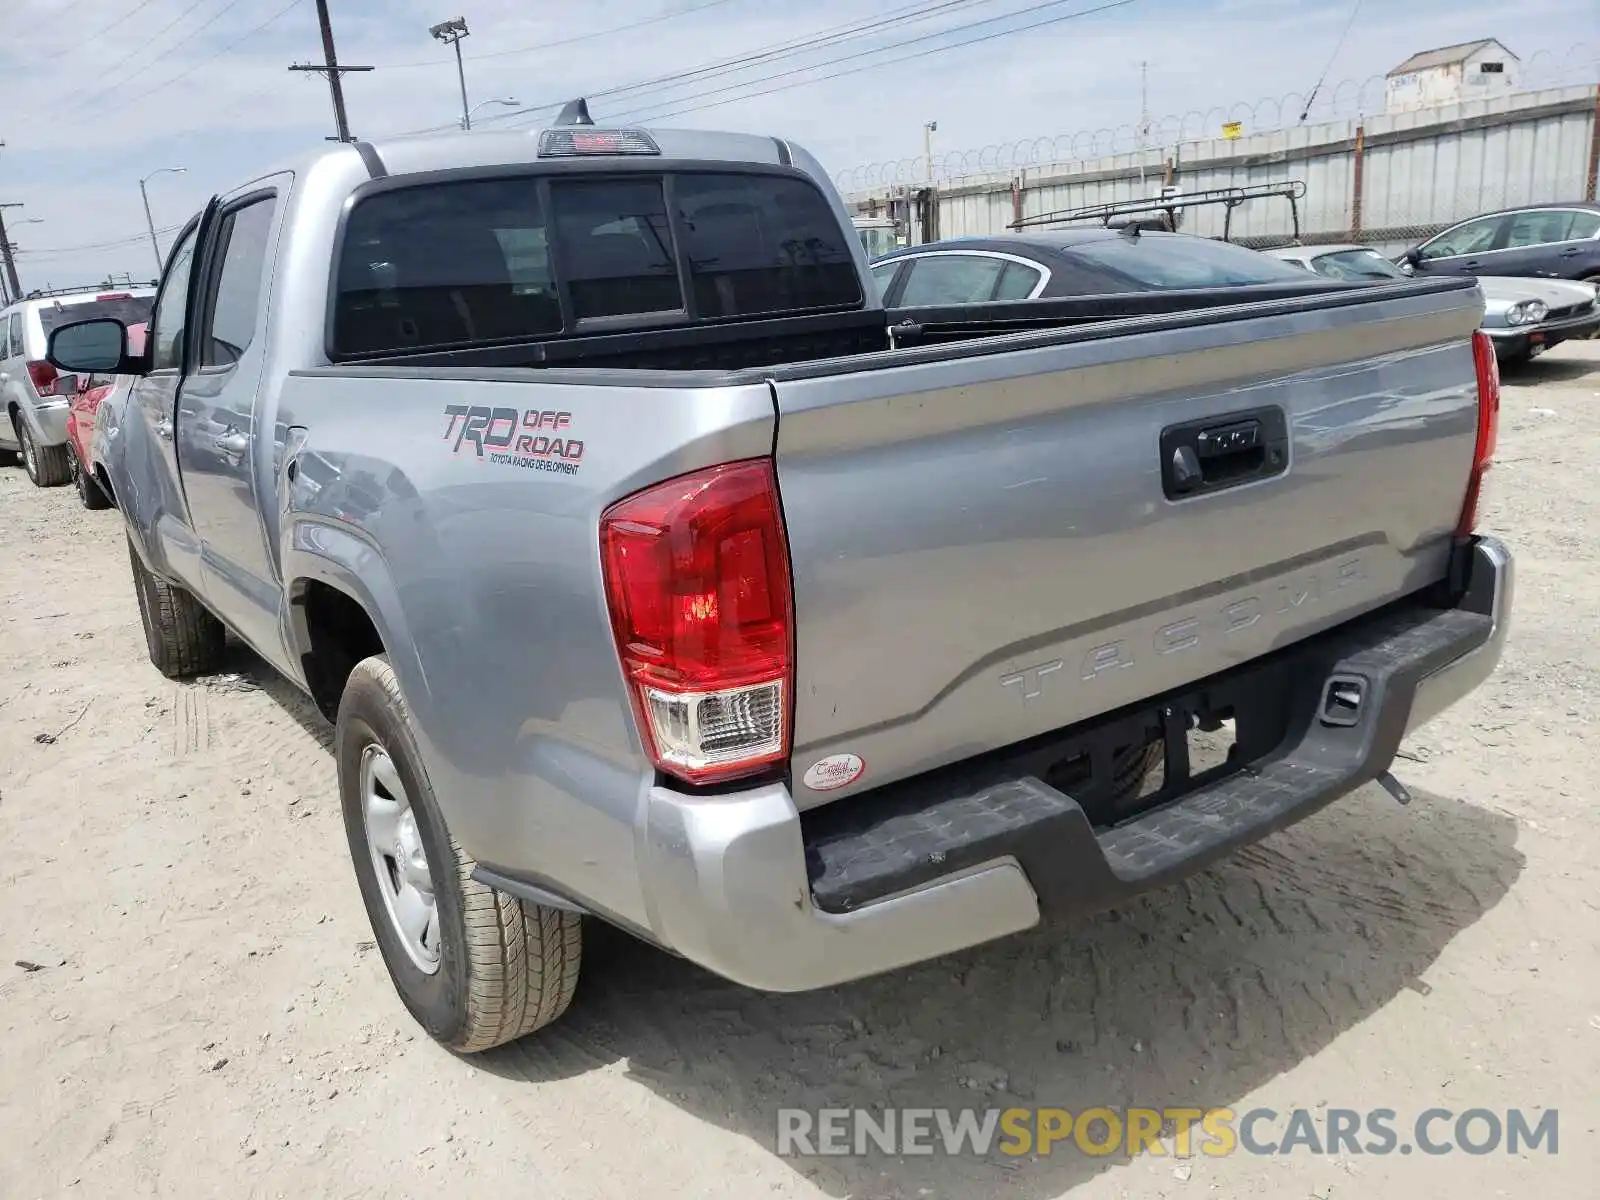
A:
2;344;1597;1199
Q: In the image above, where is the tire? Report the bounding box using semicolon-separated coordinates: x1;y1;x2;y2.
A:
337;655;582;1052
71;448;112;510
16;418;71;487
126;537;227;678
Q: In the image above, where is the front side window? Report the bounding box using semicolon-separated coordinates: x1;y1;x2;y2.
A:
202;196;278;367
1419;216;1503;260
898;256;1009;305
151;225;200;371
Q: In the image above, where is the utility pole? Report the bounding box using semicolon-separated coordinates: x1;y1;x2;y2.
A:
429;17;472;130
923;120;937;182
0;203;24;302
1138;60;1151;185
289;0;373;142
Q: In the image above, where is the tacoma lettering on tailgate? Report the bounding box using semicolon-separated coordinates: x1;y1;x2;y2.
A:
1001;557;1365;701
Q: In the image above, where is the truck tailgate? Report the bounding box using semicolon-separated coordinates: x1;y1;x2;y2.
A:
771;280;1485;806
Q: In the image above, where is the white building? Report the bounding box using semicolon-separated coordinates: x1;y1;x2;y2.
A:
1385;39;1520;113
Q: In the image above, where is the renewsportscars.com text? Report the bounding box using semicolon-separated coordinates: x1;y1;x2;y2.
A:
776;1106;1559;1159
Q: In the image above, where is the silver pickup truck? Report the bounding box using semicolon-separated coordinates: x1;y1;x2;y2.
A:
47;110;1512;1053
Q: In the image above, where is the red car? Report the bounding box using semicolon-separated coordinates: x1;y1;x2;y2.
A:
65;321;146;509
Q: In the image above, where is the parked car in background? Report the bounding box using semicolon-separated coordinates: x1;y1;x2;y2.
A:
1;287;155;486
1270;242;1600;364
64;321;148;509
1398;202;1600;284
868;229;1313;304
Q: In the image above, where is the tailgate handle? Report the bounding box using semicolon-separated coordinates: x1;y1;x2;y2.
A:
1160;406;1289;500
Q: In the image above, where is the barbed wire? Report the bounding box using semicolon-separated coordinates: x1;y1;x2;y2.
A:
835;43;1598;194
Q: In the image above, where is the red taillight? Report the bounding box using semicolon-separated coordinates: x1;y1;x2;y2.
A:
26;360;57;395
1458;330;1501;537
600;459;794;785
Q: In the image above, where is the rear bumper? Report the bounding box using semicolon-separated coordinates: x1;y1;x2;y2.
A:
18;399;71;447
636;537;1512;992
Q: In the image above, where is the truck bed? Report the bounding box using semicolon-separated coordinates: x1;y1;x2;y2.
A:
286;273;1484;823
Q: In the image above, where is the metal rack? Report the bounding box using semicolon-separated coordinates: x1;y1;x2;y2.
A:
1009;180;1308;245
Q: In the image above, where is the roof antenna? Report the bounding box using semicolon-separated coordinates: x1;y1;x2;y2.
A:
554;98;594;126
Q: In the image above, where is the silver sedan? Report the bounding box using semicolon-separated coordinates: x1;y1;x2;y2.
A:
1267;242;1600;364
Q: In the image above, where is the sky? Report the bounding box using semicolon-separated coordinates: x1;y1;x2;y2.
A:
0;0;1595;288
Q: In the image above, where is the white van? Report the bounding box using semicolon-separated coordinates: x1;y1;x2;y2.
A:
1;287;155;486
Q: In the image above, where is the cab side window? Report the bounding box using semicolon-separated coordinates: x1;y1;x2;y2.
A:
5;312;21;358
151;225;200;372
201;196;278;368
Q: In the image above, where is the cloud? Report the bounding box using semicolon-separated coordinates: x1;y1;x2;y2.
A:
0;0;1594;284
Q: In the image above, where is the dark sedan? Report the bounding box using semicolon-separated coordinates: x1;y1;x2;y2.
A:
868;229;1312;305
1399;202;1600;284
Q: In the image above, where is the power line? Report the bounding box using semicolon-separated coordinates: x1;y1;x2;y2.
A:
476;0;1009;130
370;0;742;71
15;224;185;258
39;0;164;61
51;0;238;121
113;0;306;111
1299;0;1364;122
606;0;1142;124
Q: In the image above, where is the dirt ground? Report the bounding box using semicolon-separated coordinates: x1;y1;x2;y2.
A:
2;344;1597;1200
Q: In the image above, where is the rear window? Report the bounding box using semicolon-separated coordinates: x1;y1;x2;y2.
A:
333;170;862;358
1060;234;1308;290
38;295;154;336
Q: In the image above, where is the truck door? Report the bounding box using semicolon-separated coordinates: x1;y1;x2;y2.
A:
126;200;217;591
175;183;285;657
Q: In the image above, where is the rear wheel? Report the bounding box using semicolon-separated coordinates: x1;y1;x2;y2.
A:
127;537;227;678
337;655;582;1052
70;448;112;510
16;419;71;487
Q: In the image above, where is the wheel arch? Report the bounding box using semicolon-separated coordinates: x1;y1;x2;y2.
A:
283;522;425;725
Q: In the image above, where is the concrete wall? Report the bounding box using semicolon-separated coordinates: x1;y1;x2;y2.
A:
845;83;1598;253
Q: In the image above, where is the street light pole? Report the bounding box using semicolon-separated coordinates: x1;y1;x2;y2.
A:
923;120;938;182
462;96;520;130
429;17;472;130
139;167;187;273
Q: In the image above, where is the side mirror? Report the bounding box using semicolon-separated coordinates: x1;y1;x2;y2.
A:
47;318;144;376
53;373;82;397
1402;248;1421;266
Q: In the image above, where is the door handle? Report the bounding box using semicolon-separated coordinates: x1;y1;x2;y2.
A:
1560;247;1581;257
154;417;173;440
214;431;249;456
1463;260;1481;269
1161;408;1289;500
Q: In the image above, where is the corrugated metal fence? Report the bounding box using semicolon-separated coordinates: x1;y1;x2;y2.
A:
846;83;1600;254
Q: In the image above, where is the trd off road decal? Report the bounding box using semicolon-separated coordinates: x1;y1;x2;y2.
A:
442;404;585;476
